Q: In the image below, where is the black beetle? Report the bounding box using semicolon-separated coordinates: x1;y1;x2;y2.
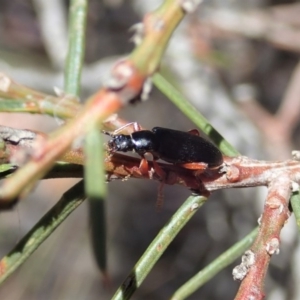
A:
106;127;223;169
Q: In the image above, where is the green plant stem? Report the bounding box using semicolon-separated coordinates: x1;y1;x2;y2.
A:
65;0;108;276
291;191;300;232
0;181;85;284
130;0;185;75
171;227;258;300
84;127;107;272
153;73;239;156
84;128;106;199
64;0;88;95
0;98;78;119
112;195;207;300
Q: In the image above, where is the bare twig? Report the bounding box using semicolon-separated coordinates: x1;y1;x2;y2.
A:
234;176;291;299
1;126;299;201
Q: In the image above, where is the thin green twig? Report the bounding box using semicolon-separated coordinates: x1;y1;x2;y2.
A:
84;128;106;199
0;97;78;119
0;0;89;284
291;191;300;232
84;128;108;273
153;73;239;156
64;0;108;277
0;181;85;284
112;195;207;300
171;227;258;300
64;0;88;95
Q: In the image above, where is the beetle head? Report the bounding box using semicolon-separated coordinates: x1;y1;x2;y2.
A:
108;135;134;152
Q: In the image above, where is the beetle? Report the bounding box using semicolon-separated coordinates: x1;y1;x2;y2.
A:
105;127;223;171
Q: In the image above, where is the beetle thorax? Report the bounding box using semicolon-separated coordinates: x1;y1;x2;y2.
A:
131;131;158;154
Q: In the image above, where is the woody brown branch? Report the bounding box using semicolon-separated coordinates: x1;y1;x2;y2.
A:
235;176;291;300
1;126;300;195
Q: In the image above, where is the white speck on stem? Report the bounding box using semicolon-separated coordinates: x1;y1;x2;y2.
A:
180;0;202;14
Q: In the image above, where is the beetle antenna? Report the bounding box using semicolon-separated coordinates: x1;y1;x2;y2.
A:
101;130;113;137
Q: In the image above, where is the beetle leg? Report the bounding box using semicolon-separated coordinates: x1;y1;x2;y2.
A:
136;157;166;212
133;156;166;181
137;156;167;180
152;160;167;212
152;160;166;180
156;181;165;212
139;155;166;211
128;157;151;178
138;157;150;177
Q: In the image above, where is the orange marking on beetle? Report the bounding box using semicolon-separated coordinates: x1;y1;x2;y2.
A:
179;162;208;170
